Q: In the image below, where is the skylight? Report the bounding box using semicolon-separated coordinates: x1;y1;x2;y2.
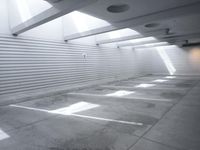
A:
16;0;52;23
130;37;156;44
108;28;139;39
69;11;110;33
16;0;32;22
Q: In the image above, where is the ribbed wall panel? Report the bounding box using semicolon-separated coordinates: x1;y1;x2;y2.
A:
0;35;141;98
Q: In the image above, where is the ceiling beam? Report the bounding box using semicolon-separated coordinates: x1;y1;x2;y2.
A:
118;32;200;47
12;0;97;35
96;29;169;45
162;33;200;43
118;40;158;47
132;43;171;49
64;2;200;41
182;42;200;47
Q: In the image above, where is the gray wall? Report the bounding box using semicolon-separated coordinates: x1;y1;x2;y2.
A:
0;0;143;104
1;0;200;104
0;35;142;103
137;45;200;76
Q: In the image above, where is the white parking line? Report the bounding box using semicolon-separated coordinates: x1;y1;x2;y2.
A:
71;113;143;126
10;104;143;126
10;104;49;113
68;93;172;102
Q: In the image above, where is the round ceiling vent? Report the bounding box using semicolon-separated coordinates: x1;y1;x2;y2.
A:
144;23;159;28
107;4;130;13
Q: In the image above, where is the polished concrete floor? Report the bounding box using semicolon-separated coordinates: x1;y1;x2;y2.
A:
0;75;200;150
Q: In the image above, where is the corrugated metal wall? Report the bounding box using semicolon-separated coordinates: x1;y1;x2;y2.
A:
0;35;141;101
135;49;153;75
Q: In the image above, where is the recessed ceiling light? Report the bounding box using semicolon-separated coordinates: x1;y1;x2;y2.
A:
145;23;159;28
107;4;130;13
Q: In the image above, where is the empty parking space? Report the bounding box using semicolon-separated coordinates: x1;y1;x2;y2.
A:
0;75;199;149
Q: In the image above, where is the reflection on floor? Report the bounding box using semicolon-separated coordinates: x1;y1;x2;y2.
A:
0;75;200;150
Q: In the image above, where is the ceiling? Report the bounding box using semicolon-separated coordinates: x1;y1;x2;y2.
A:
79;0;200;45
13;0;200;47
81;0;200;23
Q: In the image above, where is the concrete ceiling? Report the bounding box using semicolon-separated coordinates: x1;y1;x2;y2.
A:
81;0;200;23
12;0;200;45
133;14;200;35
78;0;200;46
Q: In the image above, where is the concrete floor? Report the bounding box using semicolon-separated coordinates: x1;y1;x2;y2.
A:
0;75;200;150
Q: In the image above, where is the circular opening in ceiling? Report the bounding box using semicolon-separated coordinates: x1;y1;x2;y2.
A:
107;4;130;13
145;23;159;28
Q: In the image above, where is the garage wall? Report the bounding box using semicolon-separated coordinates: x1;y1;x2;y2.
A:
2;0;200;103
134;49;154;75
0;35;142;103
137;45;200;76
0;0;144;103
